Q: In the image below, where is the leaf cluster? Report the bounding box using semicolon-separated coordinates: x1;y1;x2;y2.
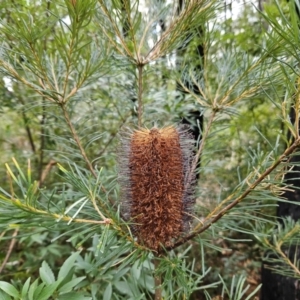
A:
1;0;300;299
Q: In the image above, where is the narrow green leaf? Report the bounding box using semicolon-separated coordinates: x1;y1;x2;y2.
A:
103;283;112;300
27;159;32;184
38;282;60;300
67;197;89;225
56;267;74;291
58;252;80;281
113;267;130;282
40;261;55;284
97;224;110;255
57;292;92;300
21;277;31;298
114;281;133;296
0;282;19;298
0;290;12;300
5;164;17;183
58;276;86;293
28;279;39;300
131;261;141;279
33;282;45;300
12;157;26;182
245;284;262;300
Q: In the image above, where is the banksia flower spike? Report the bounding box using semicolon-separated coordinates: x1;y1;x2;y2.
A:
119;125;196;252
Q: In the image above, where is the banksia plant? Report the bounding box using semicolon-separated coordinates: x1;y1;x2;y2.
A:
119;125;196;252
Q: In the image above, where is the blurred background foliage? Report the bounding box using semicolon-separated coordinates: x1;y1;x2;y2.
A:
0;0;300;299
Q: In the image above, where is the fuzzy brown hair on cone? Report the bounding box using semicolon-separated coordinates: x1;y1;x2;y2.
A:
119;125;196;252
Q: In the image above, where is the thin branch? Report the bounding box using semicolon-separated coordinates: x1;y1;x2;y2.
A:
276;245;300;277
121;0;139;60
191;109;216;177
144;0;214;63
1;192;111;225
95;111;130;158
0;60;57;102
263;231;300;277
60;104;97;178
294;76;300;139
184;109;216;190
167;135;300;251
178;75;209;107
154;258;162;300
39;160;57;187
39;0;50;181
97;0;133;58
38;98;46;182
60;104;113;220
137;64;144;127
1;5;38;153
0;229;19;274
90;192;110;222
96;132;118;158
19;97;36;154
62;12;77;99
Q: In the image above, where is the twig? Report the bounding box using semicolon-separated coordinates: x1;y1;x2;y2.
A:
137;64;144;127
21;101;36;154
60;104;97;178
60;104;115;220
97;0;133;58
189;109;216;184
38;1;51;182
38;98;46;182
154;258;162;300
96;114;130;158
15;92;36;154
0;229;19;274
276;245;300;277
263;231;300;277
167;135;300;251
39;160;57;187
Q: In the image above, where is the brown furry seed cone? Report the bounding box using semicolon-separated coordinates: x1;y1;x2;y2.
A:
119;126;196;252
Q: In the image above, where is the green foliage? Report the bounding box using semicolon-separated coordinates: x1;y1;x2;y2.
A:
0;252;89;300
2;0;300;299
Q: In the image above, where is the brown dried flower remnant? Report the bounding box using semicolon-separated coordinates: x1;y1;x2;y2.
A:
119;126;196;252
